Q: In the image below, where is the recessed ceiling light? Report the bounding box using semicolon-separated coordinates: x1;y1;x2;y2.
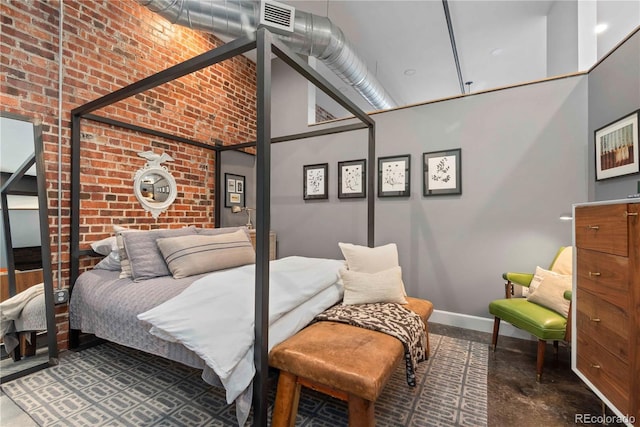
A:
595;23;608;34
403;69;416;76
490;48;503;56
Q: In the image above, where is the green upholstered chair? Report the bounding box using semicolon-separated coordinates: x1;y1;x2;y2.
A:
489;247;573;381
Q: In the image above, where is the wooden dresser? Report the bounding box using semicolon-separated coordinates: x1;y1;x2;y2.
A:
248;229;277;261
573;200;639;426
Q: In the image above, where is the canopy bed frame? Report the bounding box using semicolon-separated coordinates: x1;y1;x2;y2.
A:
69;28;375;426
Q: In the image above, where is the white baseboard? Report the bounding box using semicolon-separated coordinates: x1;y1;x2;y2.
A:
430;309;534;341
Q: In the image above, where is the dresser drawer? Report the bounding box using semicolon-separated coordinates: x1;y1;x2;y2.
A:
576;289;629;362
576;249;629;308
575;204;628;256
577;337;630;415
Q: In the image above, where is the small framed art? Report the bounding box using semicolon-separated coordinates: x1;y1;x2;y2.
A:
303;163;328;200
595;111;639;181
378;154;410;197
338;159;366;199
225;173;245;207
423;148;461;196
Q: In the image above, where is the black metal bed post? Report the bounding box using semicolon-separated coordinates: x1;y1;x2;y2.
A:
69;113;81;348
253;27;272;427
214;146;222;228
368;125;375;247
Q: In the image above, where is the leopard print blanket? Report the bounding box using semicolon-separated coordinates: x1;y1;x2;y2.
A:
313;302;427;387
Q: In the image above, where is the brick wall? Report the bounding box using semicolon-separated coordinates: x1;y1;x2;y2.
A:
1;0;257;350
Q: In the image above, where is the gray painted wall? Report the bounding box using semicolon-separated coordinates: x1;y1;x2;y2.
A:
590;29;640;201
216;26;640;327
269;58;589;319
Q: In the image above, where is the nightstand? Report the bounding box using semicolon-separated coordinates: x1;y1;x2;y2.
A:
248;229;277;260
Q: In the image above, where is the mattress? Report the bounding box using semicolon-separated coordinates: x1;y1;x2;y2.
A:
14;293;47;332
70;263;343;375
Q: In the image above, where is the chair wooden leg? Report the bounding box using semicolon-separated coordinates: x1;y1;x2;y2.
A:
491;317;500;351
536;340;546;382
553;340;559;363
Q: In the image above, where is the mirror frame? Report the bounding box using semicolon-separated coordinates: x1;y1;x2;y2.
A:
133;165;177;219
0;111;58;383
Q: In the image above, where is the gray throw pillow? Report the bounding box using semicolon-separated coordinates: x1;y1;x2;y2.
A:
121;226;197;281
157;229;255;279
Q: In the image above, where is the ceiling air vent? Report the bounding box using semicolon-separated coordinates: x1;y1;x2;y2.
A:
260;1;295;33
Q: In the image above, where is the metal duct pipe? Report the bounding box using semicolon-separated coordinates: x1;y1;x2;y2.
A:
136;0;396;110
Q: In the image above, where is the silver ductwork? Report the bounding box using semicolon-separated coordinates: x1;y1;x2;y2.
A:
136;0;396;110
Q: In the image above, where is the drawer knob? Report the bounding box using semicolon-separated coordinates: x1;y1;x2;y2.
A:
586;225;600;230
590;363;601;369
625;211;638;217
589;317;601;323
588;271;601;277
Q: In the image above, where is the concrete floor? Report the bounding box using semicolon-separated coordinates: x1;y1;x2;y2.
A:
429;323;625;427
0;323;625;427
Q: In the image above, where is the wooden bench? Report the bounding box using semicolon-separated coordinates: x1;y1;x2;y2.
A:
269;297;434;427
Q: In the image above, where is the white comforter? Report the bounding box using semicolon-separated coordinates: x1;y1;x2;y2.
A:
137;256;344;425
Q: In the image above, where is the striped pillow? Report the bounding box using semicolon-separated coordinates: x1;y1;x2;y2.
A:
156;229;255;279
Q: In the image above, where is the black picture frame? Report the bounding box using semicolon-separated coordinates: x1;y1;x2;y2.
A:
595;110;639;181
423;148;462;196
225;173;245;207
378;154;410;197
303;163;328;200
338;159;366;199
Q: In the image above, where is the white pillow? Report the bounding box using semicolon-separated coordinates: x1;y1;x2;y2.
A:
338;242;407;295
93;250;121;271
528;266;569;294
551;246;573;275
527;273;572;317
115;225;138;279
341;266;408;305
90;236;117;256
339;242;399;272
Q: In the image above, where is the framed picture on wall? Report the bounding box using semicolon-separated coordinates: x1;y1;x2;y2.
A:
595;111;639;181
303;163;328;200
225;173;245;207
378;154;410;197
423;148;462;196
338;159;366;199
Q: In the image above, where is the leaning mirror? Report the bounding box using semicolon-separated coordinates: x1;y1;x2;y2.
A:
133;151;177;219
0;112;58;383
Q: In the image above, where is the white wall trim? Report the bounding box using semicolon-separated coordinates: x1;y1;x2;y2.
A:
430;309;535;341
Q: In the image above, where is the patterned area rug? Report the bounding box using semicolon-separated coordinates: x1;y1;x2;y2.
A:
1;334;487;426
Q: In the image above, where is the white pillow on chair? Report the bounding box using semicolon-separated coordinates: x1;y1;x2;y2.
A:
551;246;573;275
527;273;572;317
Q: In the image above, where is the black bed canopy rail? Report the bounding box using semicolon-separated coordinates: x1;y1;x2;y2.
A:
70;34;258;117
69;27;375;427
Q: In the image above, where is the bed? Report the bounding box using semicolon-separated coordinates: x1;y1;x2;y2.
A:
1;269;47;359
69;226;344;424
69;29;376;426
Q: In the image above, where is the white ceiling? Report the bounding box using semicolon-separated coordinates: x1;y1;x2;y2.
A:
280;0;640;120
